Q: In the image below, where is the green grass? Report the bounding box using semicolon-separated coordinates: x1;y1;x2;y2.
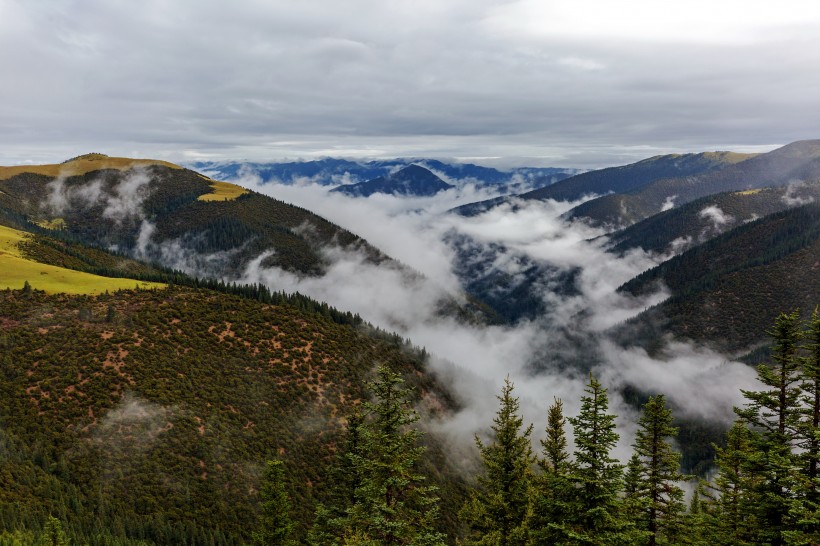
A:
0;225;165;294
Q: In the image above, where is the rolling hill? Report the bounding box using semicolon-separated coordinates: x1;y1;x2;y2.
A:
0;154;387;280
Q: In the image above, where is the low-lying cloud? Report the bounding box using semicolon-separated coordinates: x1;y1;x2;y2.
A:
44;167;153;225
220;173;759;459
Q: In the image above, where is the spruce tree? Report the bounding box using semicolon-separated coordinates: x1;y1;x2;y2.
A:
629;395;686;545
541;397;570;473
342;366;444;545
787;309;820;544
253;459;297;546
38;516;69;546
561;374;626;544
460;377;534;546
735;310;803;545
309;409;366;545
531;397;574;545
706;421;758;545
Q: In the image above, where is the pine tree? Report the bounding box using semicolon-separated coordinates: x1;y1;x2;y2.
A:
531;397;575;545
541;397;570;473
460;377;535;546
38;516;69;546
629;395;686;545
309;409;366;545
342;366;444;545
560;374;626;544
786;309;820;544
253;459;297;546
706;421;758;545
735;310;803;545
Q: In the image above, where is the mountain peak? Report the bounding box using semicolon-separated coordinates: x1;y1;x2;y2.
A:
331;164;453;197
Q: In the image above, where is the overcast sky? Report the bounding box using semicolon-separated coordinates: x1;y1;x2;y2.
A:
3;0;820;168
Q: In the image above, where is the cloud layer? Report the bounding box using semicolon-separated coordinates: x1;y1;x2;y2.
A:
3;1;820;167
227;175;759;458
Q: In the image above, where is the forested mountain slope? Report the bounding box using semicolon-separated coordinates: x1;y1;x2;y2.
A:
567;139;820;228
607;180;820;255
0;154;385;278
0;286;462;544
452;151;750;217
616;203;820;352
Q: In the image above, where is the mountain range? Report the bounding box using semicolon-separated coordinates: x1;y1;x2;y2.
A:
329;164;454;197
190;157;575;188
1;142;819;543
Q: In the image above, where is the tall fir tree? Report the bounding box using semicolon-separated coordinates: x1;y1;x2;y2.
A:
253;459;297;546
308;408;366;545
735;310;803;545
628;395;686;545
341;366;444;545
460;377;535;546
786;308;820;545
705;421;758;545
560;374;628;544
531;397;575;545
38;516;69;546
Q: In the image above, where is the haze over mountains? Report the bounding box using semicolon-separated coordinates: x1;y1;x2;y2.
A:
0;140;818;543
192;158;575;191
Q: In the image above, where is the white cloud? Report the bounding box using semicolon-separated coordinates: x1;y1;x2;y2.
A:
221;177;759;459
781;180;816;207
699;204;734;233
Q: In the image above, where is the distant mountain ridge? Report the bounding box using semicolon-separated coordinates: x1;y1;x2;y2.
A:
189;157;575;187
615;202;820;354
451;151;753;217
607;181;820;255
566;140;820;228
329;164;453;197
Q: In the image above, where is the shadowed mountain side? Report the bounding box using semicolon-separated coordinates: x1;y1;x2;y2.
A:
567;139;820;228
607;181;820;255
524;151;752;202
614;203;820;353
451;151;751;217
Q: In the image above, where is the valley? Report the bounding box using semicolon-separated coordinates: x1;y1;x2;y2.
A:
0;143;817;544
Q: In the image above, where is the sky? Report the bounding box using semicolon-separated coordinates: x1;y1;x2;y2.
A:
3;0;820;168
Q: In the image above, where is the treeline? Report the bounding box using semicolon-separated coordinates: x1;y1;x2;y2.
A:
259;308;820;545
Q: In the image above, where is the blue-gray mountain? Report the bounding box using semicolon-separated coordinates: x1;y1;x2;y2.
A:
188;157;575;188
329;164;452;197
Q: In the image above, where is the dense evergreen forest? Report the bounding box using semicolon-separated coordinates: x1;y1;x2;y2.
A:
3;294;819;544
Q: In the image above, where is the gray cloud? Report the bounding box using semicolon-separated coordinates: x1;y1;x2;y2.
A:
2;1;819;168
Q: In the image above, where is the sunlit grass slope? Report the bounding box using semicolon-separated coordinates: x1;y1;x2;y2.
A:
0;225;164;294
0;153;182;181
197;180;249;201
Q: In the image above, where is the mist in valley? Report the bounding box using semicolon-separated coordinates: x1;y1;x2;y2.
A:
219;171;761;460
